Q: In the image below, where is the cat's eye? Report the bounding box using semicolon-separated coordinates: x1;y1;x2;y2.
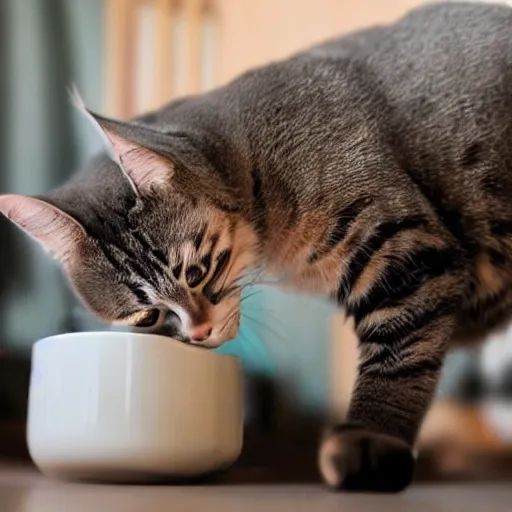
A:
186;265;205;288
135;309;160;328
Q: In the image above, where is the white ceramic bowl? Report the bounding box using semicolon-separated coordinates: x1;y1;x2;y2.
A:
27;332;243;482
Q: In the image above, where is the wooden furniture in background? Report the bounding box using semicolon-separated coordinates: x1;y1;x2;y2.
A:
105;0;134;118
104;0;423;118
105;0;217;118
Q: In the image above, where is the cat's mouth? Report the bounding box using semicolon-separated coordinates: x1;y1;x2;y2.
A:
143;317;239;349
131;299;241;348
187;310;240;349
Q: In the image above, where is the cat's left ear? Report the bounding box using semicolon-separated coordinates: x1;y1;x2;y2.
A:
70;89;173;195
0;194;86;265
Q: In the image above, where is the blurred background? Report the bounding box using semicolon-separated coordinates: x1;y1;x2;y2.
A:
0;0;511;481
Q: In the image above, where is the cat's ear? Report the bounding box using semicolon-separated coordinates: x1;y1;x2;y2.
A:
0;194;86;265
70;89;173;194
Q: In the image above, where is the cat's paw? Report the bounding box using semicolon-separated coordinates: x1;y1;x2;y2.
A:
318;424;415;492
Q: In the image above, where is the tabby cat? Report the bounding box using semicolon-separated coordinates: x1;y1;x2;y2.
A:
2;1;512;492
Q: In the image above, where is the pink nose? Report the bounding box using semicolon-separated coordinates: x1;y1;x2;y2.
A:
189;323;213;342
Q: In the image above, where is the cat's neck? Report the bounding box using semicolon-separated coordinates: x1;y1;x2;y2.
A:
149;89;306;229
148;93;256;214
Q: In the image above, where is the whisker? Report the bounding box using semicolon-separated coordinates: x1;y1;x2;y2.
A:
215;264;269;301
242;312;289;345
218;305;241;335
235;329;253;349
241;290;263;303
243;305;288;332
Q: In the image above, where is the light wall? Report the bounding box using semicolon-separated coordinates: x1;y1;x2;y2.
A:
104;0;426;117
215;0;425;84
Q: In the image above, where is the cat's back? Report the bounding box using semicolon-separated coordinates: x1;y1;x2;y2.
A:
361;1;512;112
309;2;512;336
304;1;512;216
236;2;512;158
311;2;512;69
308;2;512;116
308;2;512;115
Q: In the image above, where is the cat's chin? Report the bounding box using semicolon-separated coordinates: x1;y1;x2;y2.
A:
192;324;240;349
190;339;226;349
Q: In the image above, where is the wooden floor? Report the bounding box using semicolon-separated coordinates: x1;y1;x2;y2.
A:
2;464;512;512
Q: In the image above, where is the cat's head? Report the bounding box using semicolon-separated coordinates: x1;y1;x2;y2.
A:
0;100;257;348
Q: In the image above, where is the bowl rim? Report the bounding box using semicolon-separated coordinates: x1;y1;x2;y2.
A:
34;331;238;361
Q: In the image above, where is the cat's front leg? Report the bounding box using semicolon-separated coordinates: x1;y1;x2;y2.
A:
319;315;454;492
316;213;468;492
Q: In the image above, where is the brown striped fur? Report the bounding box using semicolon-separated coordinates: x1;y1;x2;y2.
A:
2;1;512;492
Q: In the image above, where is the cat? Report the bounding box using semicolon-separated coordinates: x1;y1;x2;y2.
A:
2;1;512;492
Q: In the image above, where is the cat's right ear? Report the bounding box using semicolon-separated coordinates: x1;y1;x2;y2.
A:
70;88;173;196
0;194;86;265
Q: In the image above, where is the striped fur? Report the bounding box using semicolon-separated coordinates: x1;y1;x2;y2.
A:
2;1;512;492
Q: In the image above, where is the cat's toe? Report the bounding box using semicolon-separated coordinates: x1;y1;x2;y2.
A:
318;424;415;493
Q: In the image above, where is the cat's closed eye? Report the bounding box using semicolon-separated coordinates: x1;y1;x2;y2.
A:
135;309;160;328
186;265;205;288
